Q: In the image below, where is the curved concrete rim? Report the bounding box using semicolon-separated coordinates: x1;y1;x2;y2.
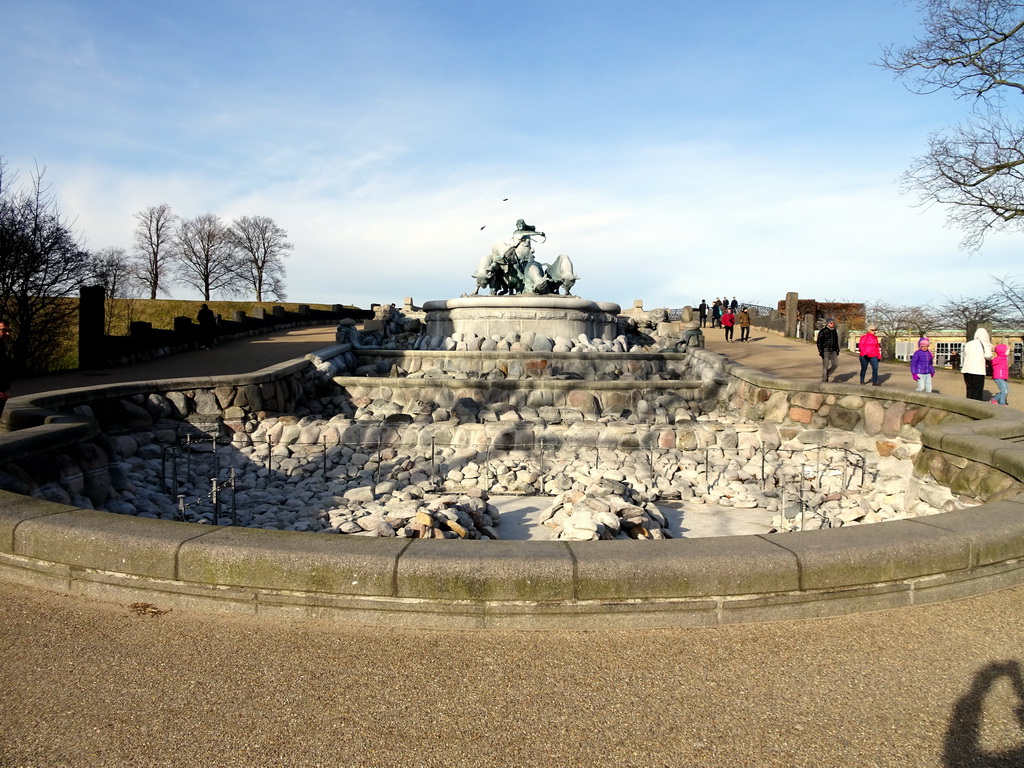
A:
1;349;1024;629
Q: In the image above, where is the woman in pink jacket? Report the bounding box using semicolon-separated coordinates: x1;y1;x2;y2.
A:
858;326;882;386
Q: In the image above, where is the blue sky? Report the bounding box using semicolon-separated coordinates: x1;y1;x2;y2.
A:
1;0;1017;310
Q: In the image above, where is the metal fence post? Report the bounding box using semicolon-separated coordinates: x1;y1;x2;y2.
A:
211;477;219;524
230;467;237;526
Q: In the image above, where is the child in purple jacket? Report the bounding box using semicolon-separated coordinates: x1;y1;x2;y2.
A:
911;337;935;393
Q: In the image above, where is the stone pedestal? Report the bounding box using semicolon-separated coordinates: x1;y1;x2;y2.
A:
422;296;622;341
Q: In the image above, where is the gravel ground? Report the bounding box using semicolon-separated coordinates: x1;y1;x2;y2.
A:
2;580;1023;768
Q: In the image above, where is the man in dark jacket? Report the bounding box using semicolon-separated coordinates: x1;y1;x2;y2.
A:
0;320;13;417
816;317;840;383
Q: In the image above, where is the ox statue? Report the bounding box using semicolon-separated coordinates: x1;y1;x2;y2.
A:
469;220;580;297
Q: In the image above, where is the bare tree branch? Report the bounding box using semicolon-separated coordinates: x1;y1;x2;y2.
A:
883;1;1024;247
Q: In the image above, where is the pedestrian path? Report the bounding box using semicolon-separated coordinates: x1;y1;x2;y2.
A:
14;325;340;397
702;325;1022;407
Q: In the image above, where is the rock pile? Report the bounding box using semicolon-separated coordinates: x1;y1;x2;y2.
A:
540;477;672;540
112;439;502;538
87;411;961;539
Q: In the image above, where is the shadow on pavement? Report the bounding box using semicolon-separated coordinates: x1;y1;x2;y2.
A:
944;660;1024;767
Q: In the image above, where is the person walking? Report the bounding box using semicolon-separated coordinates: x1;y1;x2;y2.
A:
721;306;735;342
949;348;961;370
0;320;13;417
197;303;218;349
911;337;936;393
991;343;1010;405
711;299;721;329
962;327;994;401
738;307;751;342
698;299;708;328
857;325;882;386
816;318;840;383
730;296;738;312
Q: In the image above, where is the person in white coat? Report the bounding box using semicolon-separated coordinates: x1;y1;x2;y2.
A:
961;327;994;401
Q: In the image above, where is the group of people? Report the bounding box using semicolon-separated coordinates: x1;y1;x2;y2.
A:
821;322;1012;405
698;297;738;329
906;328;1010;404
698;298;751;343
957;328;1011;405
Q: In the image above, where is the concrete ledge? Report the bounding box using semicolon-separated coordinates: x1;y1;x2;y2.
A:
765;520;972;590
571;536;800;599
177;526;409;595
0;493;69;552
12;358;311;411
3;485;1024;628
396;540;575;601
910;497;1024;566
14;509;207;579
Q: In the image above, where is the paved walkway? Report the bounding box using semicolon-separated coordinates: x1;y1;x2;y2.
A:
2;327;1024;767
702;326;1023;407
14;325;341;397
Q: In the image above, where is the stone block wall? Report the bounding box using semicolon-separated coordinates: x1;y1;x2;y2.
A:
344;349;690;381
0;358;327;510
683;348;1024;504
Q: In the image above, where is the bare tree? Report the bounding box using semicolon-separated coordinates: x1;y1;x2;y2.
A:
937;293;1001;333
228;215;291;302
903;304;943;337
866;300;918;357
131;204;177;299
882;1;1024;248
0;161;92;372
89;246;139;334
992;275;1024;341
175;213;239;300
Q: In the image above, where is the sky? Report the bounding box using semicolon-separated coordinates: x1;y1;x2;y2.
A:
1;0;1019;311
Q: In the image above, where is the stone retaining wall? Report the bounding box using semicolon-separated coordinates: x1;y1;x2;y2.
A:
0;345;1023;628
0;356;326;511
685;348;1024;504
344;348;690;380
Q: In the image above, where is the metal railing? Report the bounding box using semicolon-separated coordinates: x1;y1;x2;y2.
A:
155;432;871;527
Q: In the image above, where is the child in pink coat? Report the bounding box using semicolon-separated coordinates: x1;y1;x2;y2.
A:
991;344;1010;405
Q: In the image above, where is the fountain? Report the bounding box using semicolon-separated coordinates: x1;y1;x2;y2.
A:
422;219;621;345
0;218;1016;627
